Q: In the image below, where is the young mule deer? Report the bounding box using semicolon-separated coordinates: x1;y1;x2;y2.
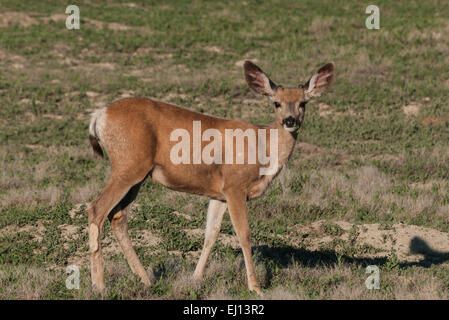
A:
87;61;334;294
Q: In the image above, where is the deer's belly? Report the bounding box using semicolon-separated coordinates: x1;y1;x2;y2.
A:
150;165;225;200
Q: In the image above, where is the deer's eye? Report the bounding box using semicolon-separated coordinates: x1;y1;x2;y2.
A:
274;102;281;108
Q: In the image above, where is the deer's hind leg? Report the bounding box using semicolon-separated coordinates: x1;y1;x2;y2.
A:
109;182;151;286
88;167;151;291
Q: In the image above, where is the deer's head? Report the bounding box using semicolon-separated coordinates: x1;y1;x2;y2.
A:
244;61;334;132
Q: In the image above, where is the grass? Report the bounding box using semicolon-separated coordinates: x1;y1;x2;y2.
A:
1;0;449;299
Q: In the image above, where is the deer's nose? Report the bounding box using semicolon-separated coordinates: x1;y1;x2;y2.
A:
282;116;296;128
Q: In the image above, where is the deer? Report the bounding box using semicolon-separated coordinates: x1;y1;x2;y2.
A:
87;60;334;294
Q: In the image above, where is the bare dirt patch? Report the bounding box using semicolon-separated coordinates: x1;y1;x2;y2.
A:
420;117;449;124
41;14;66;24
172;211;193;221
0;12;38;28
42;114;64;120
0;50;27;70
82;18;152;34
204;46;224;54
1;222;45;242
40;14;141;32
68;203;85;220
402;102;421;116
58;224;80;243
318;102;333;117
290;220;449;263
134;229;161;247
63;225;161;267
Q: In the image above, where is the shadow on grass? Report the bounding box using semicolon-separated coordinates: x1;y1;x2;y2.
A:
253;237;449;288
141;237;449;289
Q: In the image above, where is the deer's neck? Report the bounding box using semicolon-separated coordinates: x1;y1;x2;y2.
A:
268;121;297;169
247;122;297;199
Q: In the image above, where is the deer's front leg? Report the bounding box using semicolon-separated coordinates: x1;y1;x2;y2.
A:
225;190;262;295
193;199;227;280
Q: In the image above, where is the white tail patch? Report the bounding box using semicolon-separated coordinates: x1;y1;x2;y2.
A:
89;107;106;140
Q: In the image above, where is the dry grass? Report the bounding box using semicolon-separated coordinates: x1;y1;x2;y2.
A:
345;50;393;85
308;17;336;36
393;272;449;300
353;166;391;205
0;145;107;206
1;185;62;207
0;266;57;299
69;181;103;204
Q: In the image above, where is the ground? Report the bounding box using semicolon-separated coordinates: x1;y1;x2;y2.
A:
1;0;449;299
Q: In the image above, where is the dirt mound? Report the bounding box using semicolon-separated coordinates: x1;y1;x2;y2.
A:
291;220;449;263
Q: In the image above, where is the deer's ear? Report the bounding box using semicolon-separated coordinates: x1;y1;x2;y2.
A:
244;61;277;97
304;62;334;100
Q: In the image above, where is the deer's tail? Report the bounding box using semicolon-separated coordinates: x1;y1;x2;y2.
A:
89;108;105;158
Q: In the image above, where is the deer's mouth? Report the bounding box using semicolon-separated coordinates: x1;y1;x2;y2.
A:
283;124;297;132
